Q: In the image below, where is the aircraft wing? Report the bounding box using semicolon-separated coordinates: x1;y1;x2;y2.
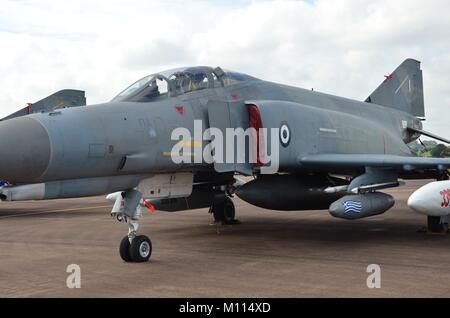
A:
1;89;86;121
298;154;450;171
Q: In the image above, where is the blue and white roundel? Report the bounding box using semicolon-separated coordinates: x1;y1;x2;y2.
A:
279;122;291;147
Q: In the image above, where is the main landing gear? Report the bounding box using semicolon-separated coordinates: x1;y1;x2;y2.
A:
210;196;239;225
111;189;152;263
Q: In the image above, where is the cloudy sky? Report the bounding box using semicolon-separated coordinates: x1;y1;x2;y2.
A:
0;0;449;136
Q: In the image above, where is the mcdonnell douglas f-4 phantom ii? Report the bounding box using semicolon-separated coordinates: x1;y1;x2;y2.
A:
1;59;449;262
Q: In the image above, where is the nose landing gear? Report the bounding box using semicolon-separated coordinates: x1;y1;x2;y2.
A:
111;189;152;263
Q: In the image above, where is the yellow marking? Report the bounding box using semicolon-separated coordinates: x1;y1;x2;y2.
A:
175;140;202;148
0;205;111;219
163;140;202;157
162;152;198;157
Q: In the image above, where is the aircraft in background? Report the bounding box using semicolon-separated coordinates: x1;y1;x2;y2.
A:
408;180;450;232
0;89;86;121
0;59;449;262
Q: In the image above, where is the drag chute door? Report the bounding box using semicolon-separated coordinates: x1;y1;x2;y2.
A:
207;100;253;175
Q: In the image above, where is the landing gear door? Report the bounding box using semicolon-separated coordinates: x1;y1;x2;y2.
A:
207;100;253;175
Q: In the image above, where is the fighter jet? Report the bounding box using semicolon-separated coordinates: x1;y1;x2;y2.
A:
1;59;449;262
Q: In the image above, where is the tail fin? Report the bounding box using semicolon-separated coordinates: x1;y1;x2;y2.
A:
1;89;86;121
365;59;424;117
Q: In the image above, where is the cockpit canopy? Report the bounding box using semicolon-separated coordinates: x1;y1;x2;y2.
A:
112;66;258;102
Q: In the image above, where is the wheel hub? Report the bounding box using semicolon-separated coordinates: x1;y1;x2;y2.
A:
139;241;150;258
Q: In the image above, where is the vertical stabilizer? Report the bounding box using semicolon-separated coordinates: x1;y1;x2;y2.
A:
365;59;424;117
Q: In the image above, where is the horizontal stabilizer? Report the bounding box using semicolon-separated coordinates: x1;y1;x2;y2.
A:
1;89;86;121
407;127;450;144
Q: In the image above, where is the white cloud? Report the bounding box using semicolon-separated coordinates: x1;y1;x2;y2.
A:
0;0;449;136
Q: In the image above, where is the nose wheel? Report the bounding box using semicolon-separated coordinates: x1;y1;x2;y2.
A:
120;235;152;263
111;189;153;263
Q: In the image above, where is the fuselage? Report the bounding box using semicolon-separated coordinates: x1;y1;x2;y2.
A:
0;72;420;184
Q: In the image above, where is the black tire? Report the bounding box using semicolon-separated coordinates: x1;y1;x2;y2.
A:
213;197;235;224
129;235;152;263
119;236;132;262
428;216;448;233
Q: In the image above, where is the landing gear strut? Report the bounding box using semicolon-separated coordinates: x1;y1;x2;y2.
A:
211;196;238;224
427;216;449;234
111;189;152;262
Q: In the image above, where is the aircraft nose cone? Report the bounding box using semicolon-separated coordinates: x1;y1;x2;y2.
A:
0;117;50;183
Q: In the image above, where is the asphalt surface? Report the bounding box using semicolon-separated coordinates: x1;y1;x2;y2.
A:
0;180;449;297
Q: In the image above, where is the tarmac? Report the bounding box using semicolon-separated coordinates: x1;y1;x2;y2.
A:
0;180;449;297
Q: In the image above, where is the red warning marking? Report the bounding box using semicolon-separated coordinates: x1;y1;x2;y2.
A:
143;199;155;212
384;74;393;82
230;94;238;101
25;103;32;114
175;104;184;115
